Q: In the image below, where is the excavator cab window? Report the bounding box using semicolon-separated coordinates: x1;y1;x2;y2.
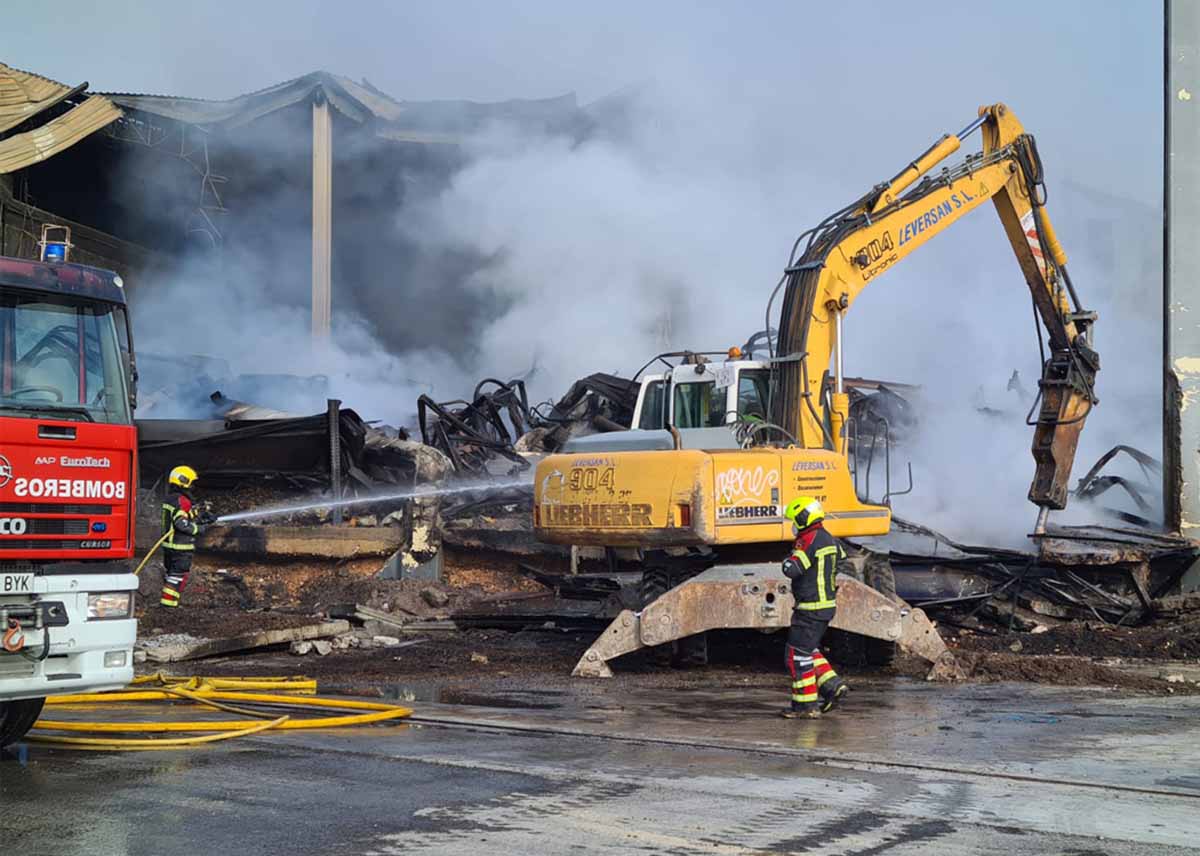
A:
673;381;726;428
736;370;770;422
637;379;667;430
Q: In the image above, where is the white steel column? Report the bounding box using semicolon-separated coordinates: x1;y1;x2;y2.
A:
311;96;333;339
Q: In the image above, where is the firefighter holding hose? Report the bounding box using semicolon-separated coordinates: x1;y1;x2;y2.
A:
780;496;849;719
159;465;215;609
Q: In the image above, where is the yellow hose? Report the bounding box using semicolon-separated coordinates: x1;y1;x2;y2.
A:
28;716;289;751
130;674;318;693
30;674;411;750
35;709;408;733
133;531;171;576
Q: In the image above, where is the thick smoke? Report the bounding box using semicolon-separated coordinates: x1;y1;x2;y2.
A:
72;2;1160;543
126;108;473;425
399;94;791;395
398;87;1160;544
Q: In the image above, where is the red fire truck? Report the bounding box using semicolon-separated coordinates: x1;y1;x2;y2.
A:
0;231;139;748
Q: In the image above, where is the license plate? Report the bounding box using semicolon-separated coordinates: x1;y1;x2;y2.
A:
1;573;33;595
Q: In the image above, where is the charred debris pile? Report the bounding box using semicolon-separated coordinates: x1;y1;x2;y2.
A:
132;356;1198;655
132;367;644;568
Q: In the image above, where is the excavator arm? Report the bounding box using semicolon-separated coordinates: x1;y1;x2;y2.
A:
770;103;1099;521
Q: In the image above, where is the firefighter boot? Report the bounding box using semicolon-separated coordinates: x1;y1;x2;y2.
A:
812;650;848;712
780;701;822;719
819;677;849;712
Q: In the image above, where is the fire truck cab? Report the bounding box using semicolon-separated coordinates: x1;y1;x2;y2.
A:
0;234;139;748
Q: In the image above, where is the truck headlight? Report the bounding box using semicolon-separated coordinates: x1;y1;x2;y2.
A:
88;592;133;620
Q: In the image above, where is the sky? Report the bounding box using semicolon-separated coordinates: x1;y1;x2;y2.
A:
2;2;1167;541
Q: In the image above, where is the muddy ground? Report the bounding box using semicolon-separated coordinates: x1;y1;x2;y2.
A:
135;548;1200;698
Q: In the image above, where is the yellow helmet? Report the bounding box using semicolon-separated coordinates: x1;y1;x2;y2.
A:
784;495;824;530
168;465;199;489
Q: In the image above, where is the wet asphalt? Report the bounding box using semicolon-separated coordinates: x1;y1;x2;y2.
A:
2;680;1198;855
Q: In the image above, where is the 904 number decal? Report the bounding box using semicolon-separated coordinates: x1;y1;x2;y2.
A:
568;466;615;493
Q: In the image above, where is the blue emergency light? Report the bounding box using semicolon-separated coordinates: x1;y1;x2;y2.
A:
38;224;72;263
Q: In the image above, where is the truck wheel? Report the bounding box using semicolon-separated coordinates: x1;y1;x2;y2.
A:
0;698;45;749
639;568;677;667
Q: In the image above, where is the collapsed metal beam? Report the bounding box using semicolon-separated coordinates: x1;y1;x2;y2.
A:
572;565;960;680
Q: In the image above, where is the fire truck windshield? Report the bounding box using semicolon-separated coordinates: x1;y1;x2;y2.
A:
0;290;131;424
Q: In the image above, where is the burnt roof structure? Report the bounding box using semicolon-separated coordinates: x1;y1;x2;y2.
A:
0;62;122;174
0;61;583;347
103;71;578;143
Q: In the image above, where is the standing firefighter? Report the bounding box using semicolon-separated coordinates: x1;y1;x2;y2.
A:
159;465;213;609
780;496;849;718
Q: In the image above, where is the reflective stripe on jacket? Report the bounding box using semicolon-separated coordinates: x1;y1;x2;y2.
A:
161;490;199;552
782;526;846;611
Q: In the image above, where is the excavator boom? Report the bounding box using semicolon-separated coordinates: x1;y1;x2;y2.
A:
772;103;1098;513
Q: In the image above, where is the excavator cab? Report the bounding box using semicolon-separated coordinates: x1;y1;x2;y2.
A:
632;355;772;432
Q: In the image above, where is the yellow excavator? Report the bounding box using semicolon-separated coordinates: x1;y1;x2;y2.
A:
533;104;1099;677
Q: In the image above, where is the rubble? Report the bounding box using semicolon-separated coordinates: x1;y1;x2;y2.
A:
138;620;350;663
876;516;1200;629
418;380;538;476
1073;445;1161;520
138;404;367;491
418;373;639;475
134;400;449;575
124;355;1197;697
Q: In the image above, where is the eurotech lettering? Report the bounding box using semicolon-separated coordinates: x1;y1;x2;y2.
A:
13;478;126;500
897;189;974;247
60;456;112;469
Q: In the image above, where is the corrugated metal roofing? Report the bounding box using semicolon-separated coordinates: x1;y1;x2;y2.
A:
0;95;123;174
0;62;75;133
105;71;404;128
103;71;578;143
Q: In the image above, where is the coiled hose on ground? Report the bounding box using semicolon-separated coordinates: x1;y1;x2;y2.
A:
28;674;412;750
